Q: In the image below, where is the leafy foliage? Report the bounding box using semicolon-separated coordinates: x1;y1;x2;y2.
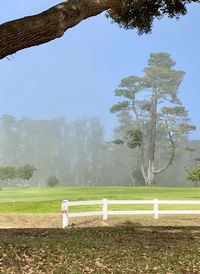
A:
0;166;16;181
187;167;200;183
111;52;195;186
108;0;200;34
113;129;142;148
110;101;129;113
113;138;124;145
47;175;60;187
125;129;143;149
0;165;36;187
17;164;36;181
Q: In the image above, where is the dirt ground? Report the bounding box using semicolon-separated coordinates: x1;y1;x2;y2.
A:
1;225;200;273
1;213;200;228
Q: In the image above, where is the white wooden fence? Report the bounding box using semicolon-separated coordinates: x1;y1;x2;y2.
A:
61;199;200;228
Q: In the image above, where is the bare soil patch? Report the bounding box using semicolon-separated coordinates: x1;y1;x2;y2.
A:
1;213;200;228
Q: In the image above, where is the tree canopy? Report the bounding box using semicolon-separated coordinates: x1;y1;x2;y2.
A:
0;0;199;59
111;52;195;186
0;164;36;187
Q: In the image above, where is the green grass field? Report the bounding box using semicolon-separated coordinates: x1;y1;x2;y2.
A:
0;186;200;213
1;187;200;273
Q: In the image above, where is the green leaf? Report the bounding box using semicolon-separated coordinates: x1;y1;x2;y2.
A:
110;101;129;113
113;139;124;145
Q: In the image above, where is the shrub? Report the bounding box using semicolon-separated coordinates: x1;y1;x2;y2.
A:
46;175;59;187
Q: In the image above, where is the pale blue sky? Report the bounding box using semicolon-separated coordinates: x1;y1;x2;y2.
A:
0;1;200;139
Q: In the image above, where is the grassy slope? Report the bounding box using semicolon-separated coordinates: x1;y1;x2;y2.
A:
0;187;200;213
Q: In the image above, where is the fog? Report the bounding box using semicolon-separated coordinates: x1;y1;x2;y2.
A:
0;114;199;188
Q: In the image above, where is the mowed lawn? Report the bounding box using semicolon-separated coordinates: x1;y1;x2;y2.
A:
0;186;200;213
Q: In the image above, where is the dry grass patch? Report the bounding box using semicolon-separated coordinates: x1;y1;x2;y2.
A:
1;213;200;228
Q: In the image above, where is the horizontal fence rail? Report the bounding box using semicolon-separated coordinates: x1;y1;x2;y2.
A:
61;199;200;228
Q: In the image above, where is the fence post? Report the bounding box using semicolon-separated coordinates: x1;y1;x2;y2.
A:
62;200;69;228
102;199;108;221
153;199;159;219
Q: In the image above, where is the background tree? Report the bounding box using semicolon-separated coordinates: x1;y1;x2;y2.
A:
111;52;195;186
87;117;105;186
47;175;60;188
187;167;200;187
0;166;16;186
184;141;200;171
0;0;200;59
0;115;20;166
0;167;7;184
17;164;36;185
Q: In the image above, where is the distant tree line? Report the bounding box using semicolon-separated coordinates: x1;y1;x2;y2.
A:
0;115;135;186
0;113;199;187
0;164;36;186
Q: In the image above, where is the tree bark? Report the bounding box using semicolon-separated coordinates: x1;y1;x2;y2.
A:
131;100;148;185
155;131;176;174
0;0;121;60
145;91;157;186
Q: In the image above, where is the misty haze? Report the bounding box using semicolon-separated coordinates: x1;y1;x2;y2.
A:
1;1;200;273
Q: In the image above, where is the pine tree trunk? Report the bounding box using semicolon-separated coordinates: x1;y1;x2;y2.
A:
146;160;156;186
145;91;157;186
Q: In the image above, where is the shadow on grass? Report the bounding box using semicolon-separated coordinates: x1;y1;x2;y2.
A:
1;225;200;273
1;224;200;235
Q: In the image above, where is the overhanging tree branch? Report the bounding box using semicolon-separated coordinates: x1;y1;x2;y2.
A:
0;0;121;60
1;0;200;60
